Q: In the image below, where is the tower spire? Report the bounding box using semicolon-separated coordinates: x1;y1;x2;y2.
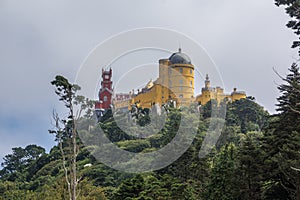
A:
206;74;209;81
205;74;210;88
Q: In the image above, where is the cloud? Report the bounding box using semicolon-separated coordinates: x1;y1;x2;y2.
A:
0;0;297;162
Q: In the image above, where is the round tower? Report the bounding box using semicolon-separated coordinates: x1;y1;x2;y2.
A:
168;48;194;106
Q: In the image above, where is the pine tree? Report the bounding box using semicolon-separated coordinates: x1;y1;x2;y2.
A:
275;0;300;55
204;143;239;200
237;131;264;200
263;64;300;199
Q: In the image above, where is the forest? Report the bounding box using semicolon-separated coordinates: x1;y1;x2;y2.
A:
0;0;300;199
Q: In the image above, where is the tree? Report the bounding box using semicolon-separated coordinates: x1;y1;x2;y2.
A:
263;64;300;199
204;143;239;200
264;1;300;198
275;0;300;55
112;174;144;200
1;147;27;175
0;145;45;181
226;98;269;133
50;75;93;200
237;131;264;200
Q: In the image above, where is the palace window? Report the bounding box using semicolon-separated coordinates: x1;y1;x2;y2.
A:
179;80;183;85
180;86;183;91
179;68;183;73
190;69;192;74
179;94;183;98
190;81;193;86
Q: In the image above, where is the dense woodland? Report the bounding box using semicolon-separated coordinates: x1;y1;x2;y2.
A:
1;0;300;199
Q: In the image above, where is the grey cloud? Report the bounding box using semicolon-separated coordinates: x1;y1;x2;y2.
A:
0;0;296;160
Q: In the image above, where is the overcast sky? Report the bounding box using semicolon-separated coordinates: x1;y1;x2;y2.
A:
0;0;297;161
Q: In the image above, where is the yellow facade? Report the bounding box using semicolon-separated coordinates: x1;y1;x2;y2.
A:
113;49;246;110
196;75;246;105
126;48;195;109
230;88;247;101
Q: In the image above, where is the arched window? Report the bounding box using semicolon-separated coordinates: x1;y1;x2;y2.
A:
179;68;183;73
103;96;108;102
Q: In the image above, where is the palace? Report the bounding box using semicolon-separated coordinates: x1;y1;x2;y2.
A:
95;49;246;115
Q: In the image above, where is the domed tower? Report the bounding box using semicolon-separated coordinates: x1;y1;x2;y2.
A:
168;48;194;106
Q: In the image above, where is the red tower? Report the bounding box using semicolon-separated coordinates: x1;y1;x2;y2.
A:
95;68;113;111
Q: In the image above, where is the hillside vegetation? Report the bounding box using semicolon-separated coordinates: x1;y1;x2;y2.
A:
1;72;299;199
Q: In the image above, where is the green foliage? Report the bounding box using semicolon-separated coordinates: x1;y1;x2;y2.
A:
77;179;107;200
236;131;265;200
275;0;300;54
112;174;198;200
204;143;239;200
1;1;300;199
100;120;134;142
51;75;80;109
0;145;46;182
262;64;300;199
226;98;269;133
0;93;277;199
117;140;151;153
3;58;300;200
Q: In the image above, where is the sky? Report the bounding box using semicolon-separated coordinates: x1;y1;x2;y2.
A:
0;0;297;162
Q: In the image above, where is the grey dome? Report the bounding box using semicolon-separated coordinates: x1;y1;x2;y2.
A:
169;48;191;64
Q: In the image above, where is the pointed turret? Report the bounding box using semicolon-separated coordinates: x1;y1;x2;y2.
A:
205;74;211;89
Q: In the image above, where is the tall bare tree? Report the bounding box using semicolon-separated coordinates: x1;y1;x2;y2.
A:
49;75;93;200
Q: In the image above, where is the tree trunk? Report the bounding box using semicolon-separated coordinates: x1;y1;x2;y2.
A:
296;182;300;200
71;105;77;200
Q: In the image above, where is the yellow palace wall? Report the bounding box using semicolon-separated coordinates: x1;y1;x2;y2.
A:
113;50;246;110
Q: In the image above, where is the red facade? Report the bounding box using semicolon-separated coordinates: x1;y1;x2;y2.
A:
95;68;113;110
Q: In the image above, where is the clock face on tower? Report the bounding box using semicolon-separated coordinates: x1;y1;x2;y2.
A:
105;75;109;79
